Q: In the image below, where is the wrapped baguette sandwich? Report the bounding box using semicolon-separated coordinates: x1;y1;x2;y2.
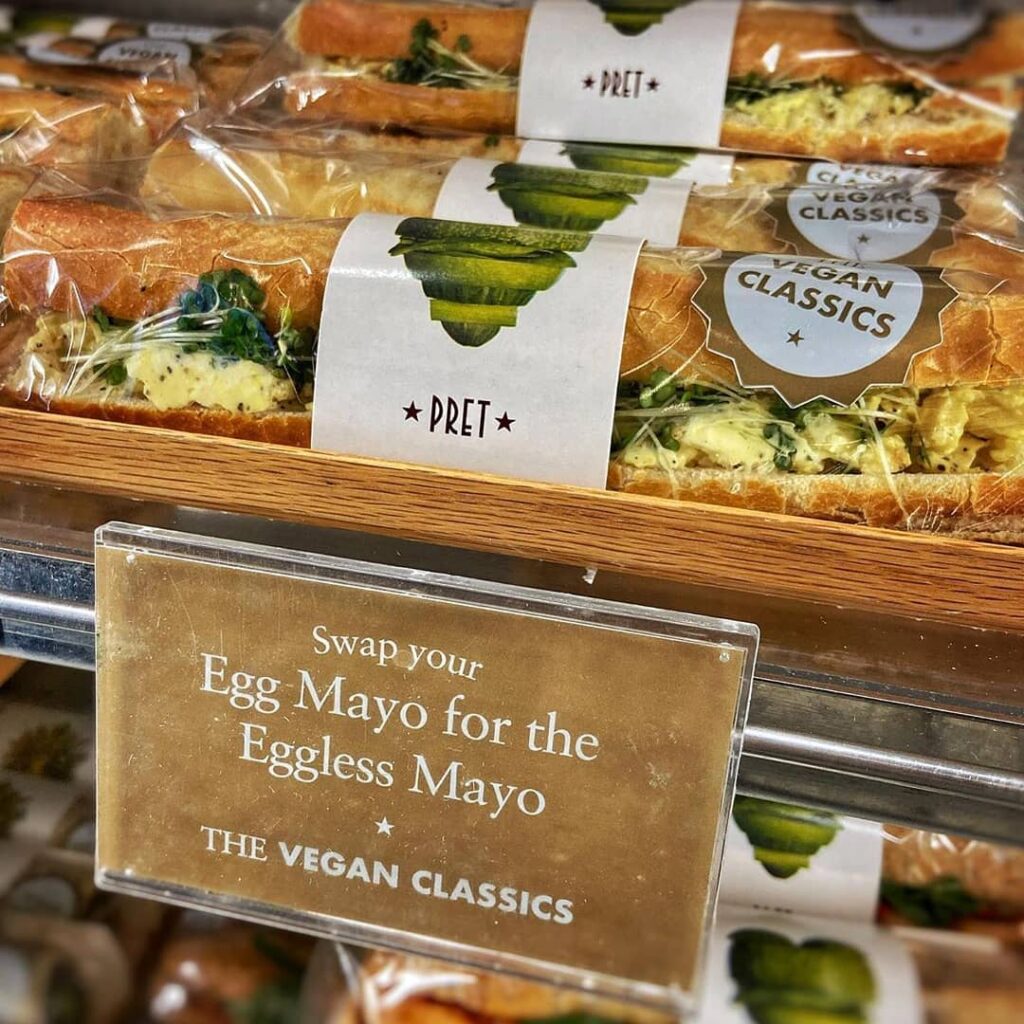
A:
7;15;271;110
140;131;1024;278
312;940;1024;1024
276;0;1021;165
6;193;1024;534
0;86;150;188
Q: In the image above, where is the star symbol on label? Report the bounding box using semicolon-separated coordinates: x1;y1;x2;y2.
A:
496;411;516;432
403;401;421;421
582;74;595;89
647;77;660;92
857;233;870;244
787;330;803;346
375;817;394;837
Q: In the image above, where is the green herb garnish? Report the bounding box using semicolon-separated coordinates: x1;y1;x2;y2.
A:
384;18;515;91
881;877;982;928
763;422;798;469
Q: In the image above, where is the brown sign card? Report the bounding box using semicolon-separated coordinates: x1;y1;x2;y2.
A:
95;526;755;1011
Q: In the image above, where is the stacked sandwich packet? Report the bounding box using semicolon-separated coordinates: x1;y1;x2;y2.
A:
2;2;1024;539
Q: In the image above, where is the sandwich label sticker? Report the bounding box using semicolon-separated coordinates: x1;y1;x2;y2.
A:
432;157;692;246
801;162;933;188
696;909;924;1024
845;1;990;62
697;254;959;406
313;213;641;487
720;797;883;922
766;185;960;263
517;140;736;185
517;0;740;148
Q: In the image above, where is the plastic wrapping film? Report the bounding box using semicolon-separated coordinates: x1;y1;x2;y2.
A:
298;928;1024;1024
140;117;1024;249
238;0;1024;166
724;797;1024;940
145;912;315;1024
5;178;1024;537
0;11;272;192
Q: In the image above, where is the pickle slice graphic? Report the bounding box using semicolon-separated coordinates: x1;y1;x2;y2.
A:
729;929;876;1024
732;797;841;879
488;163;647;232
589;0;689;35
391;218;588;346
561;141;695;177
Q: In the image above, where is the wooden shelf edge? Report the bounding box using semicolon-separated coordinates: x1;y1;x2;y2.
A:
3;407;1022;633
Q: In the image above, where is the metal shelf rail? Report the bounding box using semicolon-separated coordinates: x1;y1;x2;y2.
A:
0;481;1021;846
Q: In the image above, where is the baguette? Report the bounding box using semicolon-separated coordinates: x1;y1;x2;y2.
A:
141;134;1024;280
7;195;1024;534
0;87;151;183
281;0;1018;165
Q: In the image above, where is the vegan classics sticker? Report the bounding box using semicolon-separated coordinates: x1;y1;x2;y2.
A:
698;254;958;406
843;1;991;63
767;185;960;263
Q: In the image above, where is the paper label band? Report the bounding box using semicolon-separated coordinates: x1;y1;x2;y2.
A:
697;254;958;406
312;214;640;487
517;0;739;147
697;910;924;1024
766;185;960;264
432;158;691;245
720;797;883;922
518;140;736;185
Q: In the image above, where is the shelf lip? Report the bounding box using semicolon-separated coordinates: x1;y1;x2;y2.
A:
2;407;1024;632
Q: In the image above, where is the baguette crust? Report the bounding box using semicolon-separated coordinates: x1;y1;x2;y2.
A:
281;73;1010;165
4;197;343;333
140;139;1024;283
720;107;1011;167
284;73;517;135
11;392;312;448
730;5;1024;84
607;462;1024;532
7;196;1024;534
294;0;528;71
292;1;1024;84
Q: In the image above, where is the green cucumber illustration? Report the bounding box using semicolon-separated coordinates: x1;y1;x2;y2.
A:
391;218;588;346
729;929;876;1024
488;163;647;232
732;797;841;879
561;141;695;177
4;723;85;782
588;0;689;35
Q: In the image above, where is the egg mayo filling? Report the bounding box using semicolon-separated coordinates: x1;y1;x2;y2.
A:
613;373;1024;477
14;270;315;415
724;76;949;135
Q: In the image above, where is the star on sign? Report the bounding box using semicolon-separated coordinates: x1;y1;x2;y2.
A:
787;330;803;346
857;233;870;245
582;74;595;90
403;401;421;421
496;411;516;432
375;817;394;837
647;77;660;92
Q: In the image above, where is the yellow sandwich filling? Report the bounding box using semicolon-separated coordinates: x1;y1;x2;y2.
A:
724;76;950;136
16;313;303;414
613;377;1024;477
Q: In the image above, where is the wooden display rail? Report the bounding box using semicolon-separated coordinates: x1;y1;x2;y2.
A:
3;406;1023;633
